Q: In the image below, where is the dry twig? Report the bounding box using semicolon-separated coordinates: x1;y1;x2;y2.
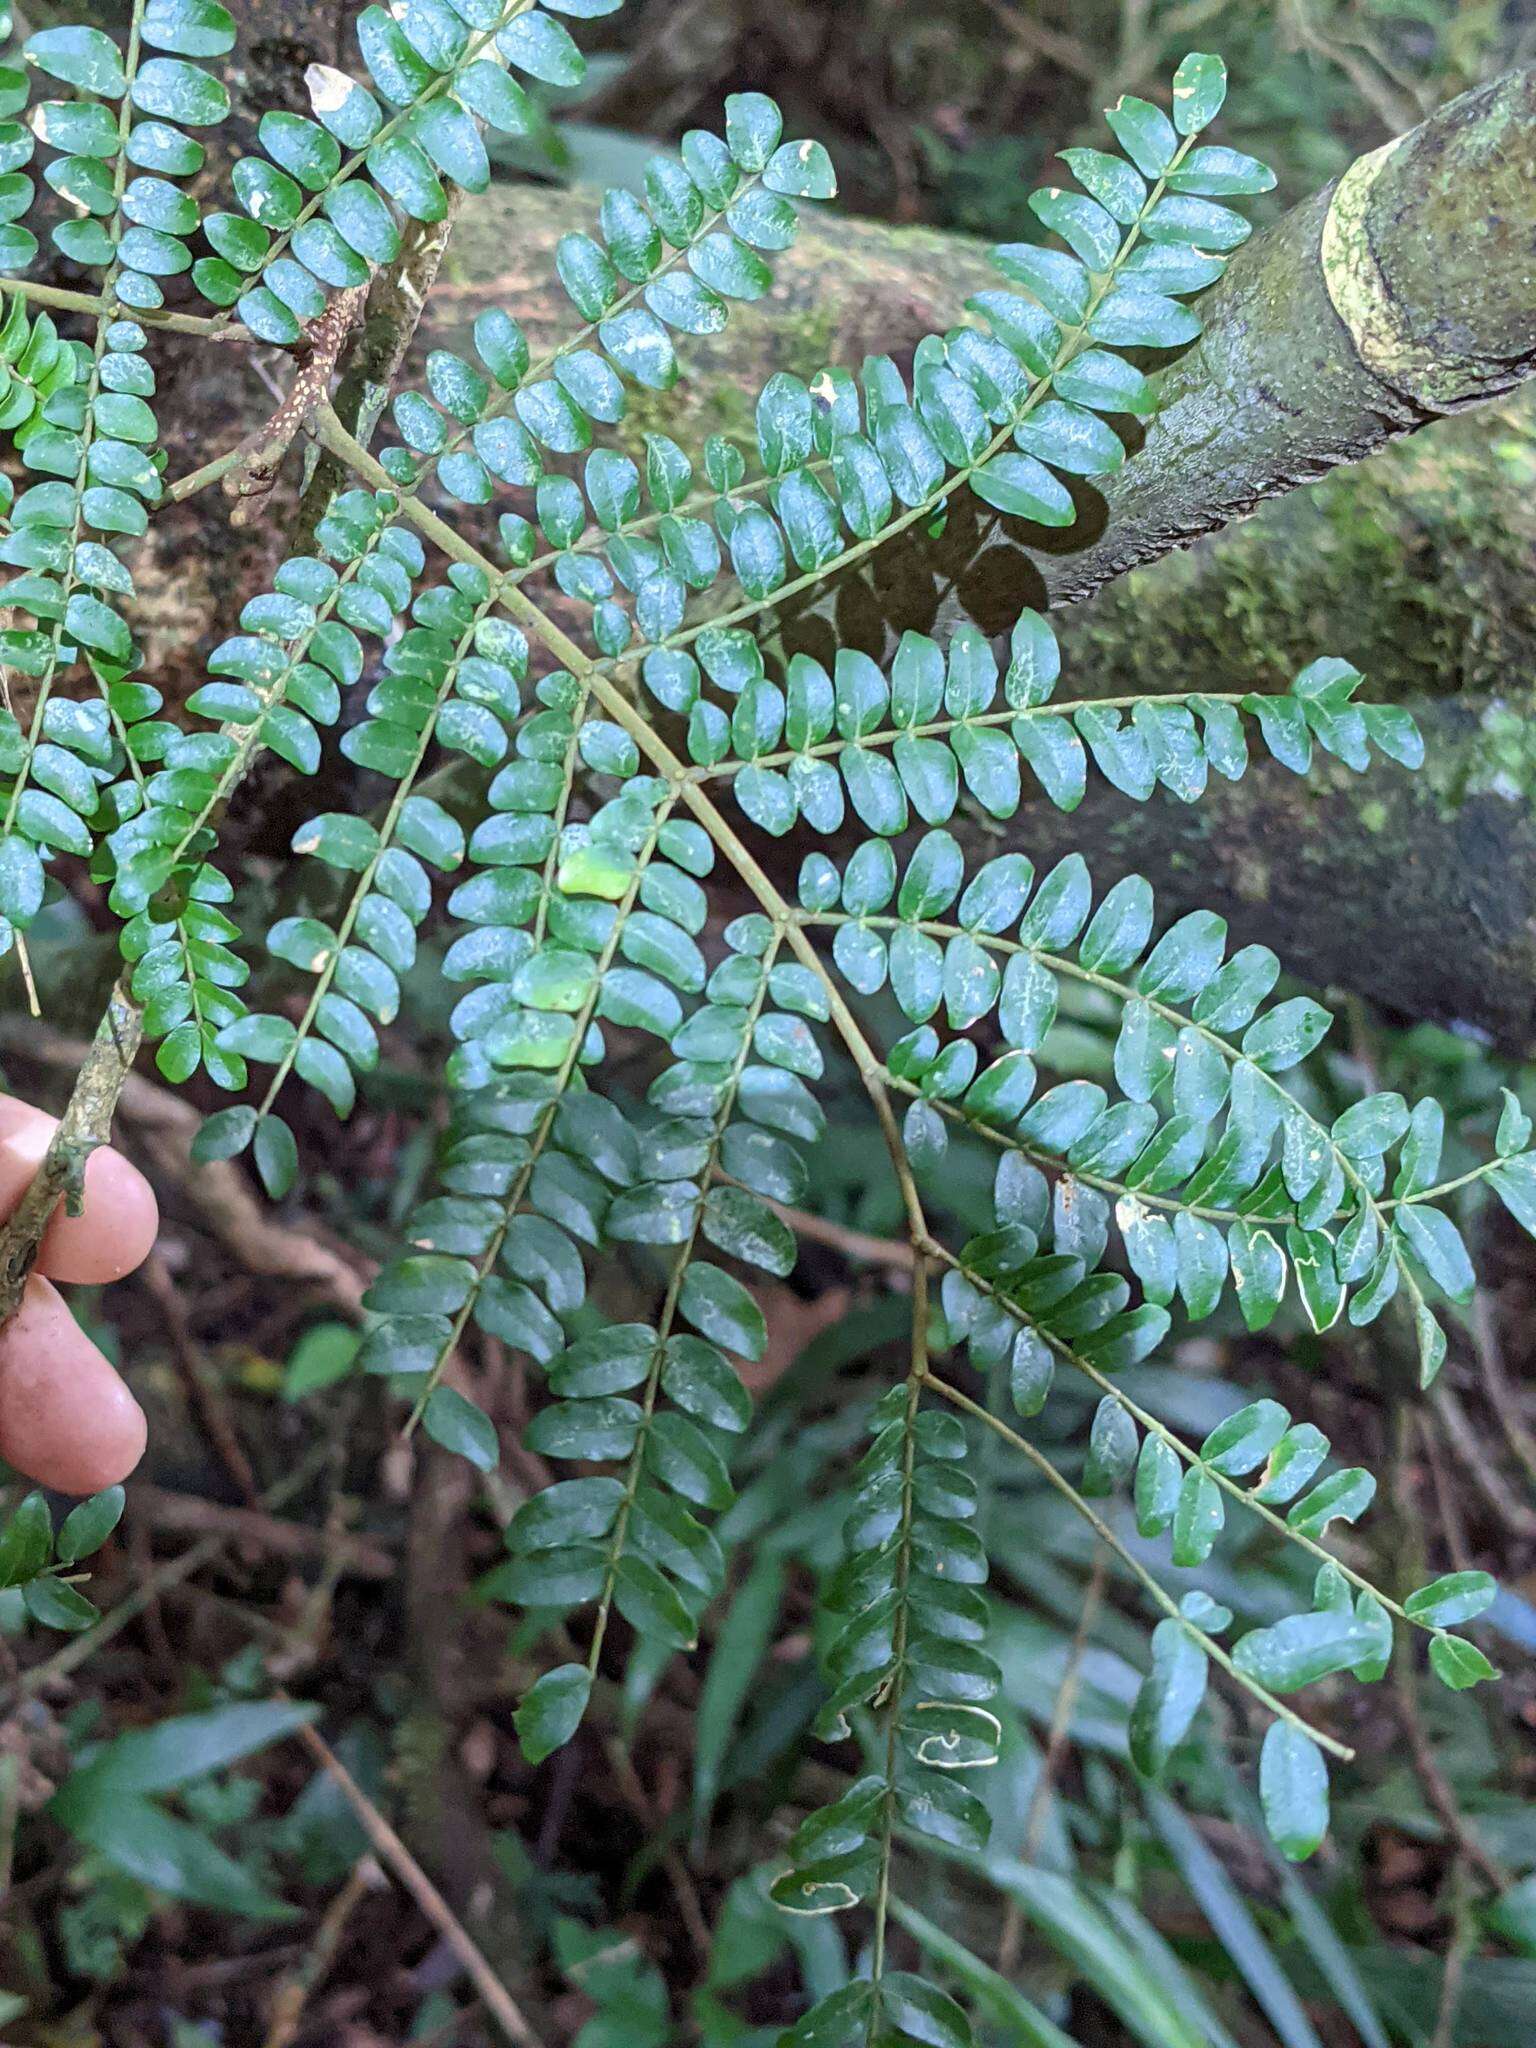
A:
1393;1645;1509;1893
262;1854;385;2048
133;1484;393;1580
140;1249;262;1507
747;1187;914;1269
294;202;463;551
1469;1290;1536;1490
287;1716;550;2048
1432;1857;1478;2048
601;1733;713;1964
0;1449;331;1714
1390;1411;1509;1893
1431;1379;1536;1542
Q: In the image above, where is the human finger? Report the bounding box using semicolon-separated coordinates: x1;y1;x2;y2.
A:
0;1270;147;1493
0;1095;159;1285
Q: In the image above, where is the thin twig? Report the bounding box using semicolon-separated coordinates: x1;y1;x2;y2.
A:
1390;1410;1509;1892
0;273;235;337
166;441;253;505
293;201;462;554
1430;1379;1536;1541
1;1535;217;1711
756;1192;915;1269
1417;1409;1474;1573
981;0;1097;80
132;1484;393;1580
0;1013;369;1313
268;1482;379;1682
12;931;39;1020
997;1542;1109;1975
0;1450;329;1713
1027;1554;1110;1869
600;1733;713;1964
1393;1648;1507;1891
287;1716;549;2048
1431;1857;1477;2048
0;1752;18;1909
1280;0;1427;131
262;1855;384;2048
223;287;368;528
139;1249;262;1508
1469;1289;1536;1489
544;1617;712;1962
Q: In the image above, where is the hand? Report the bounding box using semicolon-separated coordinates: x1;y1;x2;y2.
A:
0;1096;158;1495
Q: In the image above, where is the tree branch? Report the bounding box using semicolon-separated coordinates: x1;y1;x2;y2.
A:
790;64;1536;642
294;202;464;553
223;286;367;529
427;67;1536;652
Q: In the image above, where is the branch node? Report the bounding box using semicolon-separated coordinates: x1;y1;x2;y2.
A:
224;288;368;529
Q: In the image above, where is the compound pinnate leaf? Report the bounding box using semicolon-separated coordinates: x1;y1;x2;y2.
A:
0;34;1501;2029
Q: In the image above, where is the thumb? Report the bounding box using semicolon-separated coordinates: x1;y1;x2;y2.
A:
0;1271;147;1495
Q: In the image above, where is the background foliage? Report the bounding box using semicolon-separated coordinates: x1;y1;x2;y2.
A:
0;2;1532;2045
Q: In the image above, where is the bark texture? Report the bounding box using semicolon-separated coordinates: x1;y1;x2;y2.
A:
1038;63;1536;607
779;63;1536;649
935;683;1536;1053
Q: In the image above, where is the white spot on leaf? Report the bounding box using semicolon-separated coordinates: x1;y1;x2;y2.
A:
306;63;352;116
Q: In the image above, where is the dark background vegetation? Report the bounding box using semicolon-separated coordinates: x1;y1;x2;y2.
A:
2;4;1535;2045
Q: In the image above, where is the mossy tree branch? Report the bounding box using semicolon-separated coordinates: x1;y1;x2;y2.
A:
787;63;1536;642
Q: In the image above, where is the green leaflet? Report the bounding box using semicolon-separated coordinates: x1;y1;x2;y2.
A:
1259;1723;1329;1862
1129;1619;1209;1777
